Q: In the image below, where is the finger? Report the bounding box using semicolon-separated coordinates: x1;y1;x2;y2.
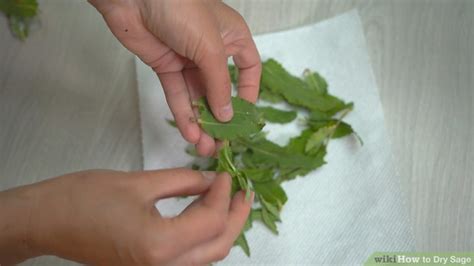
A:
159;173;232;257
173;190;254;265
183;66;206;99
159;71;201;144
217;4;261;103
196;132;216;157
183;68;217;157
234;43;261;104
230;29;261;103
192;26;233;122
213;140;224;157
135;168;216;200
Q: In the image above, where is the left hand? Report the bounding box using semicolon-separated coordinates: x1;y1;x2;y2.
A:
0;169;253;265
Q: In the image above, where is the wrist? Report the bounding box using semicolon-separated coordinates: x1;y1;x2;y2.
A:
0;184;42;264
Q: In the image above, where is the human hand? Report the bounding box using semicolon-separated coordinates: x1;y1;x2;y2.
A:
0;169;253;265
89;0;261;156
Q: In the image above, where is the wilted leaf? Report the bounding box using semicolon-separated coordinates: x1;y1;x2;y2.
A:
286;128;314;154
305;125;335;152
261;206;279;235
260;197;281;221
234;233;250;257
308;119;355;139
303;69;327;95
332;121;354;138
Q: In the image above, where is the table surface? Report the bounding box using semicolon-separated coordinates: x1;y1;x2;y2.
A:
0;0;472;265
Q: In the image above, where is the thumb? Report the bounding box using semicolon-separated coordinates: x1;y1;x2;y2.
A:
134;168;217;200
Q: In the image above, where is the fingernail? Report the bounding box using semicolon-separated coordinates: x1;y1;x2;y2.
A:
202;171;216;181
221;172;232;183
246;191;255;203
219;102;233;121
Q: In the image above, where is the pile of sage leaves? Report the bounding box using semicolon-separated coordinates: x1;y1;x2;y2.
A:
172;58;360;256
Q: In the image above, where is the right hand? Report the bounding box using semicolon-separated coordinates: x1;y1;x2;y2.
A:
89;0;262;156
0;169;253;265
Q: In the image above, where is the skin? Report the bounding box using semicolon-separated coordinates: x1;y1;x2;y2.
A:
1;0;260;264
0;170;253;265
89;0;262;156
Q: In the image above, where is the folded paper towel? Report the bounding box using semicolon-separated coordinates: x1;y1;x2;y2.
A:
136;10;415;265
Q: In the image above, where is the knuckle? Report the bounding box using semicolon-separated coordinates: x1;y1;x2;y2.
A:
149;49;180;73
199;37;223;56
196;142;214;157
207;209;226;235
195;40;225;65
141;247;166;266
173;112;195;125
214;246;231;261
137;236;170;266
164;84;188;98
185;257;202;266
204;43;224;58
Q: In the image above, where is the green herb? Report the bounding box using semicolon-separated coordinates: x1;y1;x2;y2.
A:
257;106;297;124
216;140;252;198
0;0;38;41
228;64;239;84
240;138;324;175
171;58;361;257
196;97;265;140
261;59;346;112
259;83;285;103
305;125;335;153
234;233;250;257
303;69;328;95
166;119;177;128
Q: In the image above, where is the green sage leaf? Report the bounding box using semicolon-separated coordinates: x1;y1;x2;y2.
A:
305;125;336;152
253;179;287;207
303;69;328;95
197;97;265;140
257;106;297;124
234;233;251;257
261;206;279;235
261;59;346;112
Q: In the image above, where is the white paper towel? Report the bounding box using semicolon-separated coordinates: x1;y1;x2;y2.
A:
136;10;415;265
